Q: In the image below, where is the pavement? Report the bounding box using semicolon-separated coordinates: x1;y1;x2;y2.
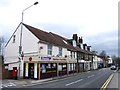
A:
1;69;120;89
1;72;79;88
107;69;120;89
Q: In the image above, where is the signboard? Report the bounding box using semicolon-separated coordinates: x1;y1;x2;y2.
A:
53;58;66;60
41;57;51;60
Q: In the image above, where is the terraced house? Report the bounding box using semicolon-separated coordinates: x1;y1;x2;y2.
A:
4;23;99;79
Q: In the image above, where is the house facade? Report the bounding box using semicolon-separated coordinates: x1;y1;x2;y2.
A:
4;23;99;79
4;23;78;79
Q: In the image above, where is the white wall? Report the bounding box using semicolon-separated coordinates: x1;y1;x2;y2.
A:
62;48;70;57
4;24;21;64
108;58;113;64
38;42;71;57
52;46;59;56
39;43;47;56
22;25;39;54
4;23;40;77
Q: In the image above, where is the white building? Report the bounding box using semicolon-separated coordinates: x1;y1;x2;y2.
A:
4;23;78;79
92;54;98;70
4;23;99;79
108;57;113;67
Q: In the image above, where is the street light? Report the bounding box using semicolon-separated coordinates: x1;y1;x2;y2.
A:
18;1;38;79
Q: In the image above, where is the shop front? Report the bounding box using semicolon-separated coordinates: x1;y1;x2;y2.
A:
24;59;67;79
58;63;67;76
40;63;57;79
68;63;76;74
24;62;39;79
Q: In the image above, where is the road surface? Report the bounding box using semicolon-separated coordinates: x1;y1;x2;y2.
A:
21;68;114;88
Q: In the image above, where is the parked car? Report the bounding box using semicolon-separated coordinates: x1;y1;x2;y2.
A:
110;65;117;70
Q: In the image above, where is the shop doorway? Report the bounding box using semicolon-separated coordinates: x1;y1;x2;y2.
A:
28;63;34;79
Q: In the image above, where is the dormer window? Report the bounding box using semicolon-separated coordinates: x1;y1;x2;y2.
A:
13;35;16;43
72;40;76;47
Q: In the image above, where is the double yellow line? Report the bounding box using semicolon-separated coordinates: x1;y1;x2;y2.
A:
100;74;114;90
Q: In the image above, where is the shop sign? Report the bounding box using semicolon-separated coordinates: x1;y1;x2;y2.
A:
53;58;66;60
41;57;51;60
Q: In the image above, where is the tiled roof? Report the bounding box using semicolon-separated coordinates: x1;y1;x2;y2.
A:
23;23;76;51
23;23;94;55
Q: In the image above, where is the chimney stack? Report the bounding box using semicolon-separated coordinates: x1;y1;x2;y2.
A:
79;37;83;44
73;34;78;43
87;46;91;51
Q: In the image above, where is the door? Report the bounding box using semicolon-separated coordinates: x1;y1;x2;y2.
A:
28;63;34;79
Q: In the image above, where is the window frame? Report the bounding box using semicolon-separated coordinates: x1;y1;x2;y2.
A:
58;47;62;56
47;44;52;55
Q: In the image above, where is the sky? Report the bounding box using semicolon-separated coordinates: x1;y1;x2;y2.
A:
0;0;119;57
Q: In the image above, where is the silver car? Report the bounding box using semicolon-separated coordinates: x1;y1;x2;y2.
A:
110;65;117;70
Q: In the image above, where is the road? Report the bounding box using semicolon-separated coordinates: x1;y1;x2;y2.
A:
20;68;114;88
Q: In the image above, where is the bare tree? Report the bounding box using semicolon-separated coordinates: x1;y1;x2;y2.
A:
99;50;108;67
100;50;107;57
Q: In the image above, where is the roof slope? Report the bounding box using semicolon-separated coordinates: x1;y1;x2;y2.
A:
23;23;94;55
23;23;77;51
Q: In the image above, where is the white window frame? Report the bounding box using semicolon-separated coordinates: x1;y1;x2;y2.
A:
47;44;52;55
59;47;62;56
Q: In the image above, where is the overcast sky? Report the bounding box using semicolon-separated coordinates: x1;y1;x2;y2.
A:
0;0;119;56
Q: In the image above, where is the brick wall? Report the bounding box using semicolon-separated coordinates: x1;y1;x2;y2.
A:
2;65;13;79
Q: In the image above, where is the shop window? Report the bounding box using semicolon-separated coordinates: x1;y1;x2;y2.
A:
41;63;46;73
40;63;57;74
47;44;52;55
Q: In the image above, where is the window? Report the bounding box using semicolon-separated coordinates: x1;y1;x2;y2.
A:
13;35;16;43
70;51;72;59
59;47;62;56
47;44;52;55
72;40;76;47
74;52;75;58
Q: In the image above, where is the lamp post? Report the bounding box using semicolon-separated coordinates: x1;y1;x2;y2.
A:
18;1;38;79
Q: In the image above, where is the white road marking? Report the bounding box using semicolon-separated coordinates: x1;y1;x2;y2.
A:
2;82;16;88
87;75;95;78
65;79;83;86
2;84;8;87
9;82;16;86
